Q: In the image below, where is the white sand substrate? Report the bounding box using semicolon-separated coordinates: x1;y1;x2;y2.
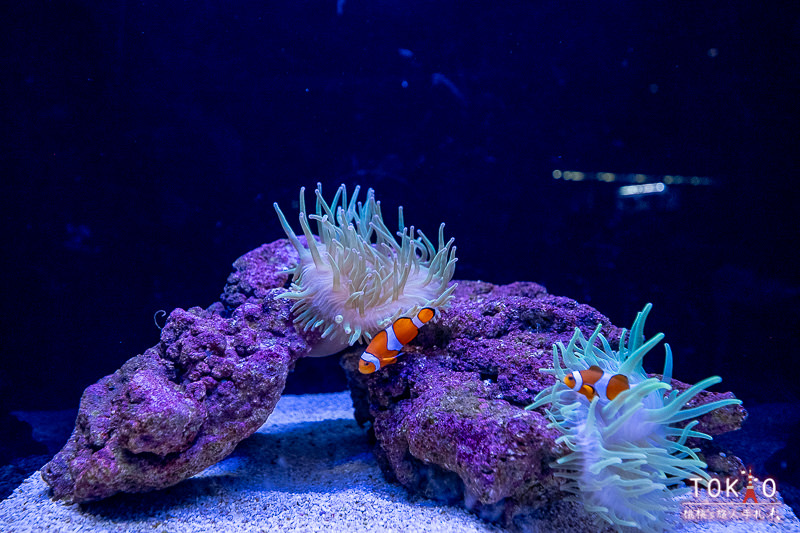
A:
1;392;798;532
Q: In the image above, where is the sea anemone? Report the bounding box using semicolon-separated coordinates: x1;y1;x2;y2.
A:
274;183;457;356
527;304;741;532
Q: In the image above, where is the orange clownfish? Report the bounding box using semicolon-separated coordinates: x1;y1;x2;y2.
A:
563;365;630;402
358;307;437;374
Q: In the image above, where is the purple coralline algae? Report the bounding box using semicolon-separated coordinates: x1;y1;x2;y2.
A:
340;280;747;530
42;240;311;502
43;239;746;531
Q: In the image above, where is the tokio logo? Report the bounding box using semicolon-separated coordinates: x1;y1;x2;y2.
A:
689;467;777;502
682;466;782;523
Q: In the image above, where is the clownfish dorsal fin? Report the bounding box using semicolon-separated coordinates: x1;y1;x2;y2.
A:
617;374;629;386
589;365;603;373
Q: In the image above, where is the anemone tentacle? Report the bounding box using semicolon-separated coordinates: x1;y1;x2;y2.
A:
527;304;742;533
274;183;457;355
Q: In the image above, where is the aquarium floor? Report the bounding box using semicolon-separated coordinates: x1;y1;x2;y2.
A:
1;393;799;532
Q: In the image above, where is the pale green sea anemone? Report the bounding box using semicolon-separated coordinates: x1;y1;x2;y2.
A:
274;183;457;356
527;304;741;532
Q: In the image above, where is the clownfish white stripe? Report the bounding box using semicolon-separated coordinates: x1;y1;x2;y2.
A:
411;315;425;328
593;372;612;401
570;370;584;391
360;352;381;371
385;323;404;352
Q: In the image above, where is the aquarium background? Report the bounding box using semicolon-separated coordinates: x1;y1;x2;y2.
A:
2;0;798;422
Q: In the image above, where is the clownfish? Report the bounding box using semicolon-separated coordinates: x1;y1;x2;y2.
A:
563;365;630;402
358;307;437;374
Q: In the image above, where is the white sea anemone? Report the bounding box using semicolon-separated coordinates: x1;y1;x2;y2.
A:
274;183;457;356
527;304;741;532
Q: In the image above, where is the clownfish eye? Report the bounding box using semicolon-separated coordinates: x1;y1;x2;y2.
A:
358;360;377;374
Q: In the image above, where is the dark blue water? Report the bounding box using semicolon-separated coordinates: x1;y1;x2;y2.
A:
1;1;798;414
